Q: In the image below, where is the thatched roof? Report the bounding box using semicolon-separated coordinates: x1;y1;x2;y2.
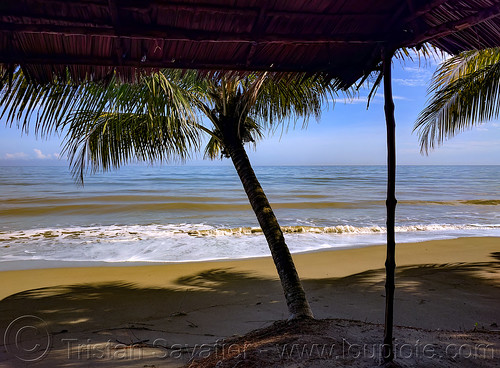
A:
1;0;499;86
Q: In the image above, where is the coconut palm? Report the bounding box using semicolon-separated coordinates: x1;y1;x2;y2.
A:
1;68;338;319
414;47;500;152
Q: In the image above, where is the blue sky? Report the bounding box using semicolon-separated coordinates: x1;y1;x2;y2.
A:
1;55;499;167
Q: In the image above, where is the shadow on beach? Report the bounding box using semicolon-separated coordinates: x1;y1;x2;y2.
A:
0;258;498;367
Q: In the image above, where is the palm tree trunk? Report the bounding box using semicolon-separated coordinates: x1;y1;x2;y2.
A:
225;138;314;320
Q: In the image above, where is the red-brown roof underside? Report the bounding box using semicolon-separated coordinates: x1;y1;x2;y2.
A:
1;0;499;87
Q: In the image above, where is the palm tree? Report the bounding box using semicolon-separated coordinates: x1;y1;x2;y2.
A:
414;47;500;152
1;69;337;319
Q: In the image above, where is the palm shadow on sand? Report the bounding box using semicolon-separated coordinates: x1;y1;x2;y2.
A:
0;260;498;366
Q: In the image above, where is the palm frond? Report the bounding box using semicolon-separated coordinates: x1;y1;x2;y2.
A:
2;67;345;179
356;44;441;109
61;72;202;182
247;73;339;132
63;109;200;183
1;68;204;182
203;115;264;160
414;47;500;153
0;67;85;137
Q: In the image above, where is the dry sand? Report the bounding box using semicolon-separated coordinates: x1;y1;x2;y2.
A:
0;237;498;367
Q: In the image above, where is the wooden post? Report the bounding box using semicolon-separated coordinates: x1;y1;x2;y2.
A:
382;47;397;364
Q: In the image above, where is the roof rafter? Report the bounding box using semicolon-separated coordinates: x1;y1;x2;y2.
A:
405;2;500;47
1;0;498;86
405;0;457;23
0;22;389;44
108;0;126;66
0;53;356;74
14;0;391;19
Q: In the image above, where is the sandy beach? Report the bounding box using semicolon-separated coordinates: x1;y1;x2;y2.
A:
0;237;499;367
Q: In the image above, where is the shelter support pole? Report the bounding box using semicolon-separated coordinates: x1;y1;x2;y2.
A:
382;48;397;364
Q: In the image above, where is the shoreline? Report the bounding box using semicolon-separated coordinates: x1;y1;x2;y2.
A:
2;234;500;272
1;236;498;302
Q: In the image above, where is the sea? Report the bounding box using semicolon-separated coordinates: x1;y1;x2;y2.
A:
1;165;499;269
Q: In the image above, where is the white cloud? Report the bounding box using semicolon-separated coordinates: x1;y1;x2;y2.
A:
34;148;48;159
342;96;372;105
5;152;28;159
474;121;500;131
396;48;449;68
393;78;428;87
341;93;410;105
475;122;500;131
377;93;410;101
438;140;500;151
34;149;59;159
394;65;433;88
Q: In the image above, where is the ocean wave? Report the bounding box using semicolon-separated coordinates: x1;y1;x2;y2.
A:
184;224;500;236
1;195;238;205
2;223;499;243
402;199;500;206
2;198;497;217
1;223;500;265
0;201;382;216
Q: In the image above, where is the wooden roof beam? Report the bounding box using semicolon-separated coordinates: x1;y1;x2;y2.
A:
405;0;455;23
0;23;387;43
246;5;270;67
265;10;389;19
108;0;126;66
121;2;260;17
0;9;390;28
404;0;492;26
0;53;356;74
359;1;410;87
13;0;387;19
405;2;500;47
0;13;109;27
13;0;261;18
